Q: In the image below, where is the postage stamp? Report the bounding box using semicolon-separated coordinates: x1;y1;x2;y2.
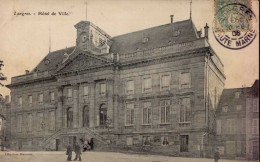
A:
213;0;257;50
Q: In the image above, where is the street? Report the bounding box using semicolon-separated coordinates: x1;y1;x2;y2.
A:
0;151;250;162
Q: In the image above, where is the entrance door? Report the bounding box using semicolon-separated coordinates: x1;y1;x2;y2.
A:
253;141;259;159
56;139;59;151
180;135;189;152
69;136;77;150
18;141;22;150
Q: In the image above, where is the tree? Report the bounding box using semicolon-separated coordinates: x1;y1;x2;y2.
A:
0;60;7;87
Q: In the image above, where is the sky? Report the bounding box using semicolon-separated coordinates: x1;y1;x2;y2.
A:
0;0;259;97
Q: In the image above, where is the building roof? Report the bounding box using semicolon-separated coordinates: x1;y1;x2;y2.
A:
32;19;198;73
110;19;198;54
217;87;250;113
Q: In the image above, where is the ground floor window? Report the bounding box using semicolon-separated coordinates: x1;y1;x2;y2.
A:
180;135;189;152
142;136;151;146
161;136;169;146
126;137;133;146
226;141;235;155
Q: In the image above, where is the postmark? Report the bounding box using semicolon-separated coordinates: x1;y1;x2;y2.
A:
213;1;257;50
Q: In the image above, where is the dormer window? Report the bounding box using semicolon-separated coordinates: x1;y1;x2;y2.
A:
222;106;228;112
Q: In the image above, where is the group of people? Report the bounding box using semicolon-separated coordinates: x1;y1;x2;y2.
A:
66;138;94;161
66;143;82;161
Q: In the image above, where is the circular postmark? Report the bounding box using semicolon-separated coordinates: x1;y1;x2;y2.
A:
213;3;257;50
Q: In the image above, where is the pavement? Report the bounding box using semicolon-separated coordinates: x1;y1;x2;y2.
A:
0;151;253;162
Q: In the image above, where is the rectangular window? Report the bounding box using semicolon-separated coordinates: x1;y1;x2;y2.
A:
28;113;32;132
50;92;55;102
237;141;242;155
252;119;259;134
179;72;191;89
39;93;43;104
142;136;151;146
67;88;72;98
236;105;242;111
28;95;32;105
160;74;170;91
142;77;152;93
83;86;89;97
241;118;246;133
49;110;55;131
222;106;228;112
126;80;134;94
180;135;189;152
125;103;134;126
161;136;169;146
126;137;133;146
160;100;170;123
227;119;236;134
217;120;221;135
17;115;22;132
180;98;191;123
100;83;106;96
142;101;152;125
37;112;44;131
253;99;259;112
18;96;22;106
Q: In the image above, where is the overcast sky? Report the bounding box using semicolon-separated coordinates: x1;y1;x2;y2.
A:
0;0;259;96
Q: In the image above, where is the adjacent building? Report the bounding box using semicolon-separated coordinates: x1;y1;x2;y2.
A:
0;94;10;151
6;17;225;157
216;80;259;160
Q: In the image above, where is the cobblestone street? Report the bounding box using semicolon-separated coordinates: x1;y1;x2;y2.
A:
0;151;250;162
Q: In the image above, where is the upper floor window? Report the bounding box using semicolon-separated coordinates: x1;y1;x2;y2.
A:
126;80;134;94
226;119;236;134
236;105;242;111
160;100;170;124
125;103;134;126
142;77;152;93
235;92;240;99
253;99;259;112
180;98;191;123
50;92;55;102
252;119;259;134
18;96;22;106
160;73;171;91
100;83;106;96
67;88;72;98
222;106;228;112
28;95;32;105
179;72;191;89
38;93;43;104
83;86;89;97
217;120;221;135
142;101;152;125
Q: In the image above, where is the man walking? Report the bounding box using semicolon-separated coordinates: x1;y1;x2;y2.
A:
66;144;72;161
214;148;220;162
73;142;82;161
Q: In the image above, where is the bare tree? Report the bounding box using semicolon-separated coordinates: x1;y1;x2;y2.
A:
0;60;7;87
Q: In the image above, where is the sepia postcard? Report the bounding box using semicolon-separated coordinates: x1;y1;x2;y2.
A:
0;0;259;161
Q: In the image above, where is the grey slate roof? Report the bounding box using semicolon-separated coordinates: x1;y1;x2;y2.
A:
34;19;198;73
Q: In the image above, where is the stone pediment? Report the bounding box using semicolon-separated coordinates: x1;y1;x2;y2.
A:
55;52;113;74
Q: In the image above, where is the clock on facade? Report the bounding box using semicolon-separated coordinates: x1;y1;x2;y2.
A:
80;33;88;43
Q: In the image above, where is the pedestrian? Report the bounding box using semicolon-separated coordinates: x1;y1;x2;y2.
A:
214;148;220;162
66;144;73;161
73;142;82;161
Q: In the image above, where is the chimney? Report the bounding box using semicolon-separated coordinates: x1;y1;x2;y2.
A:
204;23;209;39
197;30;202;38
170;15;174;23
25;70;29;74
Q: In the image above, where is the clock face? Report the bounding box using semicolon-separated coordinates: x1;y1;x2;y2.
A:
80;33;87;43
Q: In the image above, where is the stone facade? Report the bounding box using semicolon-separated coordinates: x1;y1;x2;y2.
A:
6;19;225;157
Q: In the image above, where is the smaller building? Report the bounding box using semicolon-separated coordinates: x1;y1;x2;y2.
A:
246;80;259;160
216;80;259;160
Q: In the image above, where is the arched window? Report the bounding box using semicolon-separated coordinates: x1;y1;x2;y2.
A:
83;106;89;127
67;107;73;128
99;104;107;126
